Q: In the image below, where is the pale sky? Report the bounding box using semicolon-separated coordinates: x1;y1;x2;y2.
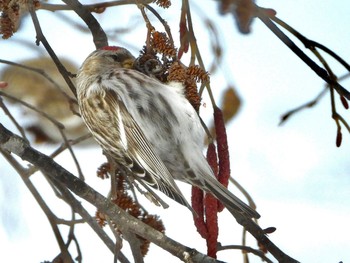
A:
1;0;350;262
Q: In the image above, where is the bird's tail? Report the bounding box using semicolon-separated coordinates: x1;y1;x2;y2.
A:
200;172;260;219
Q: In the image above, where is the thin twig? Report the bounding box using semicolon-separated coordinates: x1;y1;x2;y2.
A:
0;123;233;263
182;0;216;107
256;8;350;100
58;129;85;180
229;177;257;211
0;91;64;129
121;230;144;263
270;12;350;141
53;179;130;263
59;0;108;49
50;133;93;160
0;58;77;102
138;4;154;53
190;1;223;73
0;97;29;143
0;90;86;179
69;233;83;263
39;0;153;12
205;19;223;74
217;244;273;263
37;165;130;263
271;16;350;73
144;4;175;48
280;73;350;125
336;113;350;133
106;219;123;263
312;46;350;142
0;150;74;262
0;123;300;263
27;0;78;97
55;218;86;225
182;0;196;66
279;87;328;125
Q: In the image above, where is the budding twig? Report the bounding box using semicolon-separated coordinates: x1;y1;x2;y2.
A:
27;0;78;97
256;8;350;100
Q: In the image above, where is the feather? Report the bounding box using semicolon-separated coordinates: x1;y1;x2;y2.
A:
76;47;260;219
79;86;192;211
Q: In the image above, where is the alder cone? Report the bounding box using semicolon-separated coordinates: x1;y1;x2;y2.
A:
76;46;260;219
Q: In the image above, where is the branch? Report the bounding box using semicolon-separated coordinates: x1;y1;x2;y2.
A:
0;96;29;143
40;0;153;12
0;150;74;263
27;0;78;97
0;91;84;179
0;58;76;102
46;170;131;263
227;208;299;263
181;0;217;108
217;244;273;263
271;16;350;73
0;123;223;263
0;122;300;262
279;87;328;125
58;0;108;48
256;8;350;100
1;139;127;261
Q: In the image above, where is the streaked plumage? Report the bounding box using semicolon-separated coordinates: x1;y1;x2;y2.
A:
76;46;260;219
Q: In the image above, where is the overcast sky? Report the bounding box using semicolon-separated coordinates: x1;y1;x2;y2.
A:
1;0;350;262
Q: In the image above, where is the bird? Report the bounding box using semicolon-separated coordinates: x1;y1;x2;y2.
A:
76;46;260;219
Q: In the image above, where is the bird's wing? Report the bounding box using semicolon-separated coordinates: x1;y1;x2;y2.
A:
95;88;192;210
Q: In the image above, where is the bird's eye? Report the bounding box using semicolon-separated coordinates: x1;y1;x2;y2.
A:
111;54;127;63
110;54;121;62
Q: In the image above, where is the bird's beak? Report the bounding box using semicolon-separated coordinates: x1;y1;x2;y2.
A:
122;58;134;69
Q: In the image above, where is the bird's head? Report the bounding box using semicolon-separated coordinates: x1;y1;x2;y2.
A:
79;46;135;76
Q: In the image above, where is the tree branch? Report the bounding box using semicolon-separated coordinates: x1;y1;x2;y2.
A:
0;149;74;263
27;0;78;97
256;8;350;100
0;122;223;263
59;0;108;48
217;244;273;263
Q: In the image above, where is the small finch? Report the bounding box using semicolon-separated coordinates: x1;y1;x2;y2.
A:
76;46;260;219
